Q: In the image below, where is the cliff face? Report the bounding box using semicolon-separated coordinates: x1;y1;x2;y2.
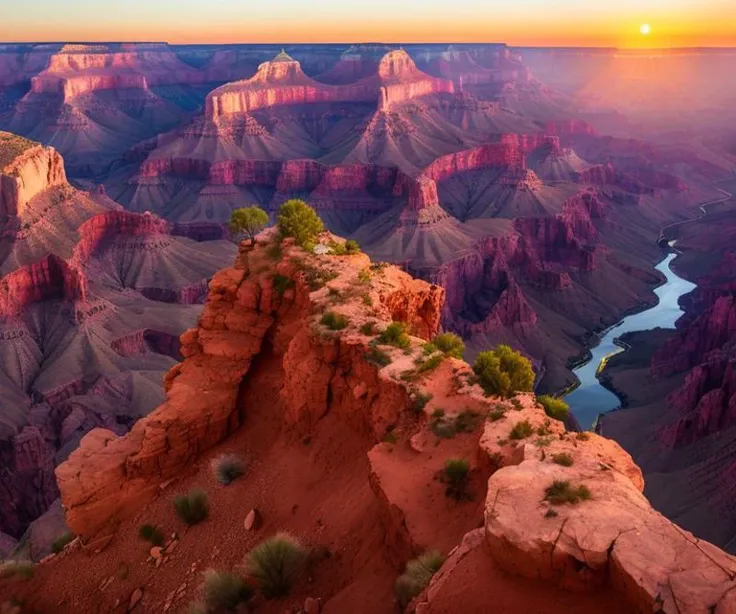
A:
0;140;67;216
44;235;736;614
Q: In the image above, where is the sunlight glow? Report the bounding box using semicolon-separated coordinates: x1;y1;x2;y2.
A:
640;23;652;35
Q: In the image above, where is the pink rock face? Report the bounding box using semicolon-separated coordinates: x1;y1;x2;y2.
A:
0;255;85;318
0;145;67;216
544;119;598;136
32;74;149;101
420;142;524;182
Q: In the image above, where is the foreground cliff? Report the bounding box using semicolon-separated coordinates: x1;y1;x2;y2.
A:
1;230;732;613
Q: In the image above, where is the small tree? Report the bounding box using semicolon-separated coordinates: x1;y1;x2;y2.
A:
472;345;534;398
277;199;324;247
229;206;269;245
538;395;570;422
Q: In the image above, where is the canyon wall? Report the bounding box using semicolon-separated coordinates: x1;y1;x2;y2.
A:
0;142;67;216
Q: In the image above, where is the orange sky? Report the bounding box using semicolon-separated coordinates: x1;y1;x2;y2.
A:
2;0;735;48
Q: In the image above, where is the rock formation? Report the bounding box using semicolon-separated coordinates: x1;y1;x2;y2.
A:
1;233;728;613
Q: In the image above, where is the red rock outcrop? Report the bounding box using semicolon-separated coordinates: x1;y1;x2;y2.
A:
0;135;67;216
41;235;736;614
55;231;443;536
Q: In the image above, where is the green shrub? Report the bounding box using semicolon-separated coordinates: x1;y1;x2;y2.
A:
360;321;377;336
245;533;308;598
201;569;253;612
544;480;592;505
552;453;574;467
301;265;337;291
538;395;570;422
366;347;391;367
443;458;470;500
576;432;591;441
417;354;443;373
266;242;282;261
509;420;533;440
422;343;438;355
272;275;294;296
430;417;456;439
0;562;33;580
320;311;349;331
378;322;411;349
488;409;506;422
138;524;165;547
344;239;361;254
51;531;75;554
357;268;372;283
277;199;324;247
413;392;433;414
430;333;465;359
455;410;481;433
472;345;534;398
212;453;246;485
229;206;269;244
511;398;523;410
395;551;445;608
362;294;373;306
174;489;209;525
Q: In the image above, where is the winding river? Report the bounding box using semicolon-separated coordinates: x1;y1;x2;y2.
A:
564;252;695;430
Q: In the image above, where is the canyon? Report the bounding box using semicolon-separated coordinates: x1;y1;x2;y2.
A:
0;40;734;611
0;134;236;555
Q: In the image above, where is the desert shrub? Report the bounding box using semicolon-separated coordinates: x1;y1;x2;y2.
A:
576;432;591;441
174;489;210;525
272;275;294;297
382;431;398;444
544;509;559;519
344;239;361;254
430;417;456;439
212;453;246;485
412;392;433;414
320;311;349;331
229;206;269;244
511;398;523;410
277;199;323;247
394;551;445;608
357;268;372;283
360;321;377;336
443;458;470;500
378;322;411;349
552;453;574;467
430;333;465;359
509;419;533;440
362;294;373;306
432;408;445;418
455;410;481;433
265;241;283;261
138;524;165;546
538;395;570;422
422;343;438;355
201;569;253;613
366;347;391;367
417;354;443;373
0;562;33;580
301;265;337;291
51;531;75;554
488;409;506;422
472;345;534;398
544;480;592;505
245;533;308;598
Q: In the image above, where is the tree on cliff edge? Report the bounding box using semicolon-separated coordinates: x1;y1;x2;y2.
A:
473;345;535;398
229;206;270;245
277;199;324;248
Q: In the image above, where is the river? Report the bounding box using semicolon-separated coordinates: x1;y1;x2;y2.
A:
564;252;696;430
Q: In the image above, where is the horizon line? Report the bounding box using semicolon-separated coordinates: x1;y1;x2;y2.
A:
2;40;736;51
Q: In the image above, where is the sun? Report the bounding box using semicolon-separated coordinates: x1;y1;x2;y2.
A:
640;23;651;35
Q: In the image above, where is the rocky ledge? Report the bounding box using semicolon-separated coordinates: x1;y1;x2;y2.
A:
54;230;736;613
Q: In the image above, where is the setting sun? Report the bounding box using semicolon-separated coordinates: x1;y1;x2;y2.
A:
640;23;652;35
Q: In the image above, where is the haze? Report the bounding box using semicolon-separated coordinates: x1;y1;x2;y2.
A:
4;0;735;47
